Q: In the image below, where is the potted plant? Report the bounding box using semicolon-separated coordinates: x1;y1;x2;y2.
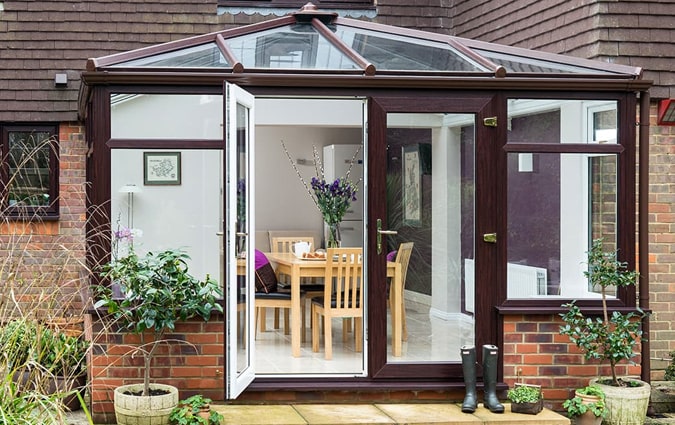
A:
95;247;223;425
559;239;650;425
169;394;224;425
563;385;606;425
506;383;543;415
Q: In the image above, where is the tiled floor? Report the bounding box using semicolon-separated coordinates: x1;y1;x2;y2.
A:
254;298;475;375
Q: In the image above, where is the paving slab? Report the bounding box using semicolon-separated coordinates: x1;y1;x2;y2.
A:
213;404;308;425
376;403;482;425
293;404;396;424
471;403;570;425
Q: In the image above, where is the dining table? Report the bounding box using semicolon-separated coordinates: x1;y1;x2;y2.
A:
263;252;403;358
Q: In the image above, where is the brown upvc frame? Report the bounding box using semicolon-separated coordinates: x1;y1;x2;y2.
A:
84;79;644;396
496;91;637;313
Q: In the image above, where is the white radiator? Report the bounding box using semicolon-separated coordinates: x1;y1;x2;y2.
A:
507;263;547;298
464;259;548;313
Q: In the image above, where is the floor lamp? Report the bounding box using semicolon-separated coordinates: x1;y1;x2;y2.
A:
118;184;141;228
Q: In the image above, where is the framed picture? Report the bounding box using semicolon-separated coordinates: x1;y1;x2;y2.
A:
144;152;181;185
402;144;422;226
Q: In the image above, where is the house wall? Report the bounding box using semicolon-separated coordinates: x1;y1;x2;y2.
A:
0;123;87;320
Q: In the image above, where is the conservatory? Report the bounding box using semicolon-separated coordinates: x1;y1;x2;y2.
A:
81;2;650;406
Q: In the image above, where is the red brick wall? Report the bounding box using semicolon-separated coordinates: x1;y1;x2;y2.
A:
503;314;642;411
90;317;225;424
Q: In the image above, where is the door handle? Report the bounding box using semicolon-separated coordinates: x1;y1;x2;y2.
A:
376;218;397;254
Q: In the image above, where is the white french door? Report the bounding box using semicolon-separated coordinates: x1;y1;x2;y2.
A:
224;82;256;398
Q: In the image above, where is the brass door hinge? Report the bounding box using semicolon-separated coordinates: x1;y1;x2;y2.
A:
483;117;497;127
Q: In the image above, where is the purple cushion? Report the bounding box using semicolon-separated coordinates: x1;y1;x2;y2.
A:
254;250;277;293
386;250;397;262
255;249;270;269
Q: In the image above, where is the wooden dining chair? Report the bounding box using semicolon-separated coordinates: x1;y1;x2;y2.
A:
388;242;414;341
311;247;363;360
252;250;305;340
270;235;324;333
270;236;315;255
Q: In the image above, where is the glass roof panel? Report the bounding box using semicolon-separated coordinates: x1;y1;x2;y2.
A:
334;26;487;72
111;43;228;68
474;49;620;75
226;24;359;70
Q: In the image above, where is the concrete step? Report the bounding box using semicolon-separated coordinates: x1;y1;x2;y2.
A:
211;403;571;425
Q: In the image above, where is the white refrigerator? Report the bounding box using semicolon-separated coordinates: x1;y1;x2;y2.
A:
323;144;364;248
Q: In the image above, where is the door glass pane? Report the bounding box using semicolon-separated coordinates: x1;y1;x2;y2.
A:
385;113;475;362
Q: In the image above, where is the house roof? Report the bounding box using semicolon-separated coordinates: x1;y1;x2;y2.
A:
87;4;643;80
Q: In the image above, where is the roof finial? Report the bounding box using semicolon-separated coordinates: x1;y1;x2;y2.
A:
293;2;338;23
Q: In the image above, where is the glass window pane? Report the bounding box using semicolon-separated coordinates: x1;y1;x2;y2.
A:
475;49;622;75
385;113;475;363
111;94;223;139
507;99;618;145
337;27;485;71
112;43;229;68
506;152;618;299
111;149;222;283
8;131;52;207
226;24;359;70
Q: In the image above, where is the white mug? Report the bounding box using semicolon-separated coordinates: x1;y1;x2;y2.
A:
292;241;311;258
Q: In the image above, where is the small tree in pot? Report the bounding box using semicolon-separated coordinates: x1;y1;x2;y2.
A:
95;247;223;425
559;239;649;425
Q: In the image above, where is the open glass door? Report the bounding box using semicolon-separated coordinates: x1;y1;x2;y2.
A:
225;82;256;398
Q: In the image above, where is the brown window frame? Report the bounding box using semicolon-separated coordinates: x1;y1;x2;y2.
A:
0;124;60;220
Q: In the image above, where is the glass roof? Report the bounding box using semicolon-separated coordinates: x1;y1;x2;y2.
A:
91;3;642;79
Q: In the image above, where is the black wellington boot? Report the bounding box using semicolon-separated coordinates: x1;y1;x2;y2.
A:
460;345;477;413
482;344;504;413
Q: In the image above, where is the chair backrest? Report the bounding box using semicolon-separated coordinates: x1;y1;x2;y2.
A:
324;247;363;317
270;236;315;254
395;242;414;289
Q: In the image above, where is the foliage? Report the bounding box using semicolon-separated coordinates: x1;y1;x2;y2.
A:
665;350;675;381
0;319;87;376
507;384;541;403
169;395;224;425
95;247;223;397
559;239;645;387
37;327;88;376
563;385;607;418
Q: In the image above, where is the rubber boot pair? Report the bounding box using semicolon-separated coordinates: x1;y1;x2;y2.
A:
460;344;504;413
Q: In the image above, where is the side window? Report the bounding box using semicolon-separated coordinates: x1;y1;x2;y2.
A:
218;0;375;10
1;125;59;218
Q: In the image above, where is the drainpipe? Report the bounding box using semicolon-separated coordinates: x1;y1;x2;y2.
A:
639;90;650;383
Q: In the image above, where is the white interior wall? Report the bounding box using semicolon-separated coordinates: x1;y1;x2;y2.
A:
111;150;222;283
254;126;362;238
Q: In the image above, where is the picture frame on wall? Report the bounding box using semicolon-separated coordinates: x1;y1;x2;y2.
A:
144;152;181;185
402;144;422;226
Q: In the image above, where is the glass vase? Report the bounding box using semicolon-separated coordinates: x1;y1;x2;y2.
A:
326;222;341;248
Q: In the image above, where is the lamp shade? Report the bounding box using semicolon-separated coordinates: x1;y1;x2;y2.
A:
119;184;141;194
